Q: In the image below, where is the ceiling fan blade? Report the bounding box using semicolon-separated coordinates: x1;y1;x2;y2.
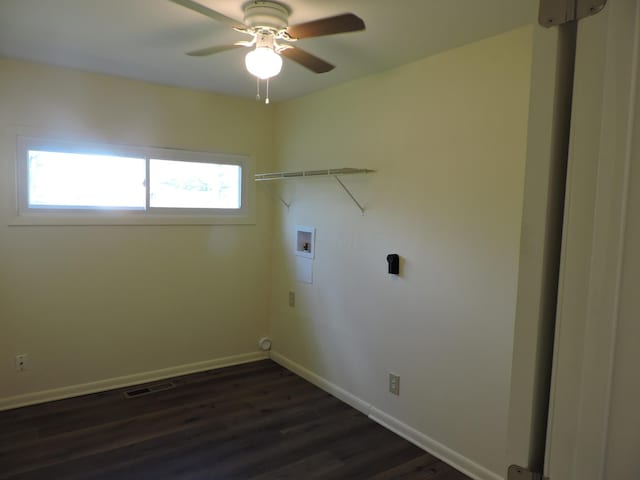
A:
286;13;365;40
169;0;245;28
186;44;244;57
281;47;335;74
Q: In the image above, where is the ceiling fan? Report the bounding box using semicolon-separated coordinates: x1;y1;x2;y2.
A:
170;0;366;102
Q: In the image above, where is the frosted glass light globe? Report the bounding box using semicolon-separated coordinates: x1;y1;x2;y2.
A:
245;47;283;80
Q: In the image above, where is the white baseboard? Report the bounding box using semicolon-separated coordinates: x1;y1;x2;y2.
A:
0;351;268;411
269;351;371;414
368;407;503;480
270;350;502;480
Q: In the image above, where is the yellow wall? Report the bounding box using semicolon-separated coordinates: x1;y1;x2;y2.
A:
0;24;532;479
269;26;532;478
0;59;274;401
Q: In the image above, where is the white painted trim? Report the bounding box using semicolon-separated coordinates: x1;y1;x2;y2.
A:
10;134;256;226
270;350;501;480
545;2;640;479
269;351;371;414
0;351;268;411
368;407;503;480
595;6;640;477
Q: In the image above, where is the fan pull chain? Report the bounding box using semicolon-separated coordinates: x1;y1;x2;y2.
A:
254;78;272;105
265;78;270;104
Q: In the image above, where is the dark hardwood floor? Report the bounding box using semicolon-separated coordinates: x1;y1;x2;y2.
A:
0;360;471;479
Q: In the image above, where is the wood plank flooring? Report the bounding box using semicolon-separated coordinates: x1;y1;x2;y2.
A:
0;360;472;480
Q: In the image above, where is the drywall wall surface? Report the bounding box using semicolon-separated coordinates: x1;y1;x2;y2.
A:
0;58;274;400
269;26;532;478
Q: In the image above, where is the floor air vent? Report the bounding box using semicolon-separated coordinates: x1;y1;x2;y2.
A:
123;381;176;399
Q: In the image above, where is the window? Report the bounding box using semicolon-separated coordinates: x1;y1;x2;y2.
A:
15;137;252;225
28;150;146;210
149;159;241;210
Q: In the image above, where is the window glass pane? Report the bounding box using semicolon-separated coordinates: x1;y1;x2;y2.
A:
150;159;241;209
28;150;146;209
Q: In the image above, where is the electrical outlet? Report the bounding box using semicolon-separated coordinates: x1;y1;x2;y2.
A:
389;373;400;395
288;291;295;307
15;354;28;372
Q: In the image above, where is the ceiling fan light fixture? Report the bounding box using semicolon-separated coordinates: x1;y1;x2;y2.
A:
172;0;366;95
245;46;283;79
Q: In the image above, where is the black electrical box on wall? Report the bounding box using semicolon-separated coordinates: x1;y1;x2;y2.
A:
386;254;400;275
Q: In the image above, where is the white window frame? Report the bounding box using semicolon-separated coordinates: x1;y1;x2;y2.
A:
13;136;254;226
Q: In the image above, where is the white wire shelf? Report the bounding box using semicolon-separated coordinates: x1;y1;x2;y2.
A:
254;168;375;181
254;167;376;214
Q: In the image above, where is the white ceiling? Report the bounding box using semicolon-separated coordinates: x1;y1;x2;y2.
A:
0;0;534;102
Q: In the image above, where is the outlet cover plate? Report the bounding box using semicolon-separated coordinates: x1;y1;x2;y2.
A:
389;373;400;395
15;354;27;372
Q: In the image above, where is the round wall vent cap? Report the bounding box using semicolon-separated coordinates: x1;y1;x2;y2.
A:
258;336;273;351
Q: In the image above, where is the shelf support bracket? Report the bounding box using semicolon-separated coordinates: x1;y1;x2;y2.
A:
333;175;365;215
260;184;291;210
277;195;291;210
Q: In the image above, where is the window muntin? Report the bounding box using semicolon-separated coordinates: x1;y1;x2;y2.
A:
16;137;251;224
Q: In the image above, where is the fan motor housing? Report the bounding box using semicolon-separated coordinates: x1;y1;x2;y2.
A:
243;1;290;30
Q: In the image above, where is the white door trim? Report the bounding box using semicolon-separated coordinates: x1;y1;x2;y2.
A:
545;1;640;478
506;17;574;476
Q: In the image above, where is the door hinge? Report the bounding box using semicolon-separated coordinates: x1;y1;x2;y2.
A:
508;465;549;480
539;0;608;27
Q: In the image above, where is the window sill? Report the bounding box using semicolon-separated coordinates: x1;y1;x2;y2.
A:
9;212;256;226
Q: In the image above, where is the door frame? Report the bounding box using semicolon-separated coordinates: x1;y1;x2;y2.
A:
544;1;640;478
507;1;640;478
505;12;576;476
